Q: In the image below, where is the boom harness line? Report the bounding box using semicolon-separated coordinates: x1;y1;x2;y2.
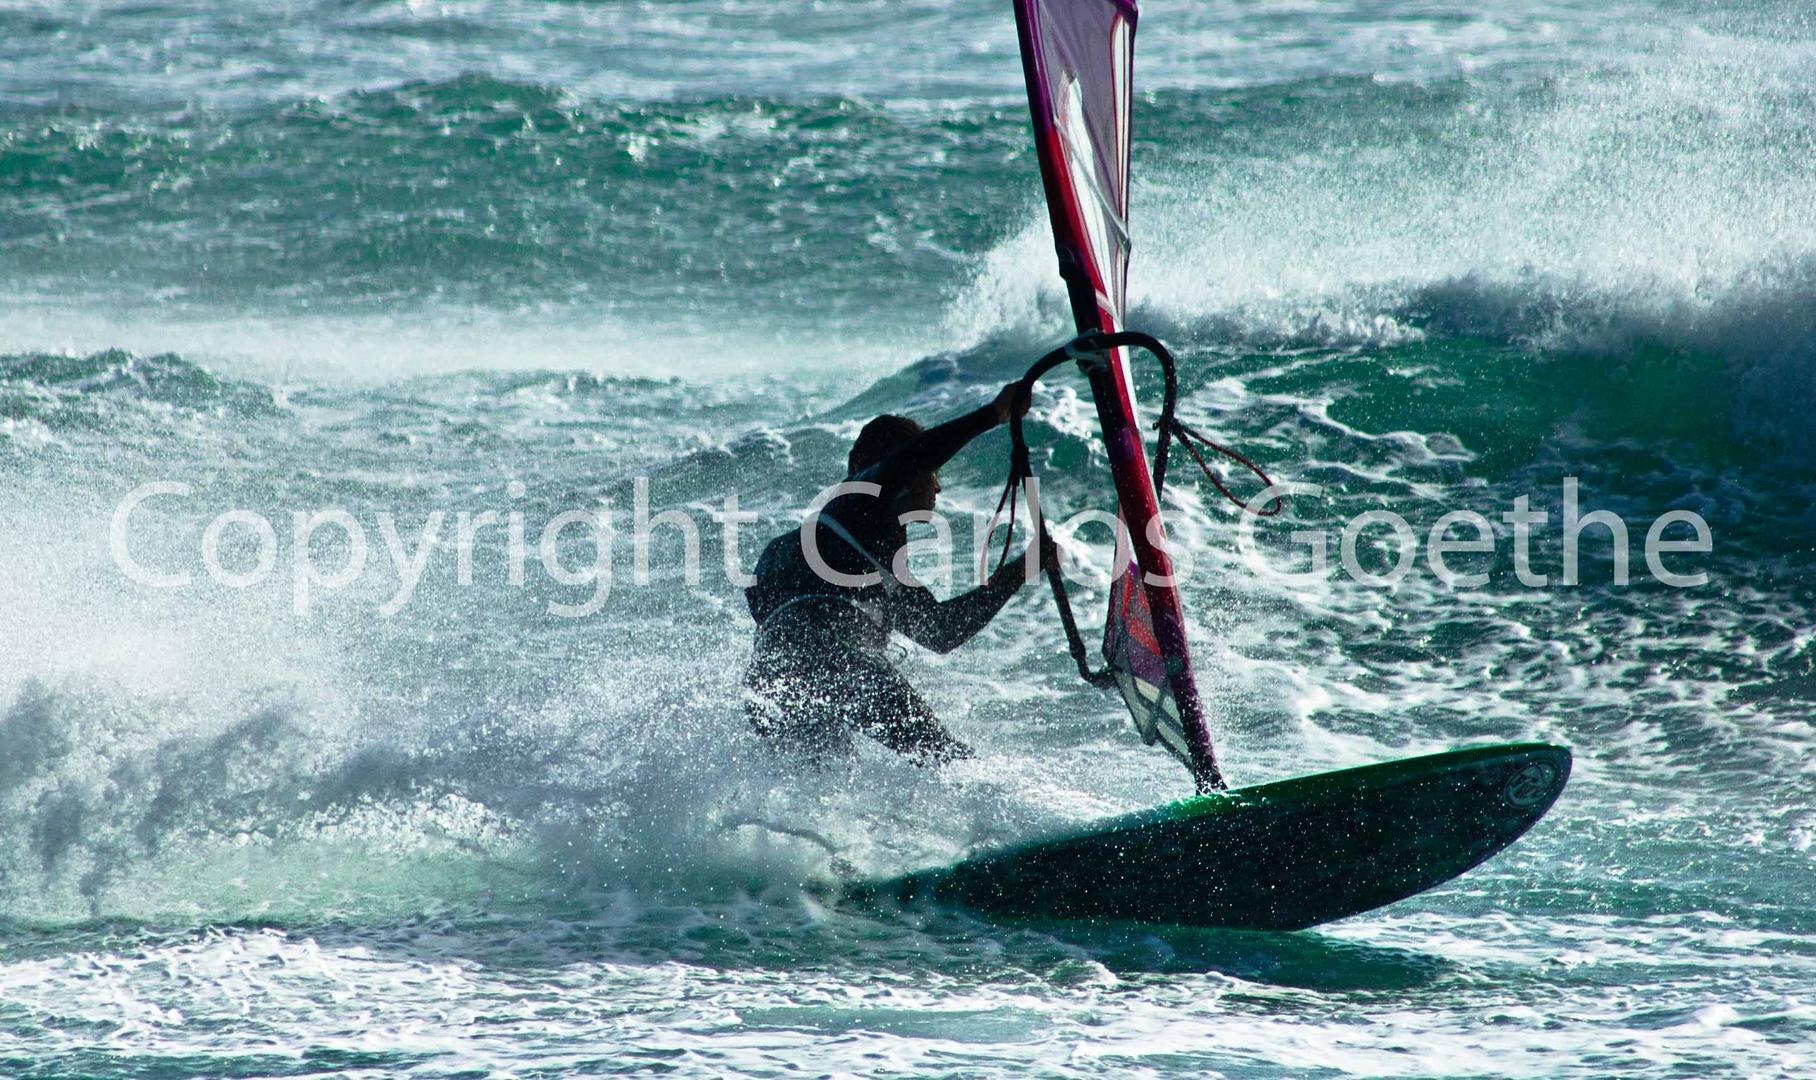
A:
991;330;1282;688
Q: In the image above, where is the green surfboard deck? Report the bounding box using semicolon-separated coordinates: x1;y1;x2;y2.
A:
852;743;1571;930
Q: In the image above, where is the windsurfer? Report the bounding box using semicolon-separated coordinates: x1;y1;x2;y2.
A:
743;383;1045;764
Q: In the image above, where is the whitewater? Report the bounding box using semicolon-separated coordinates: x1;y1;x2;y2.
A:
2;1;1813;1076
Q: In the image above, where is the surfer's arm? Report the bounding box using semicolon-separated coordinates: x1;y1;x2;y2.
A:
859;403;998;494
864;385;1025;494
892;556;1027;654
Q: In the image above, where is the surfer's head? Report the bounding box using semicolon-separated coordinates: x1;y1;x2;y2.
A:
849;414;941;512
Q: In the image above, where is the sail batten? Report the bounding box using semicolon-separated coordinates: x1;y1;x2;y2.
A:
1014;0;1222;791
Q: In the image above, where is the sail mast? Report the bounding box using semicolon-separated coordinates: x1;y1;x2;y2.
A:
1012;0;1222;790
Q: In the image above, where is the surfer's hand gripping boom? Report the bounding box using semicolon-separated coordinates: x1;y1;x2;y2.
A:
991;380;1034;426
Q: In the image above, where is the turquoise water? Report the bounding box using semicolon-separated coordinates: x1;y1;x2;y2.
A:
3;1;1814;1076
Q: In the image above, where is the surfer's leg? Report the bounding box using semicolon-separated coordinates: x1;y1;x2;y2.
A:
743;690;854;764
743;644;855;762
843;652;973;764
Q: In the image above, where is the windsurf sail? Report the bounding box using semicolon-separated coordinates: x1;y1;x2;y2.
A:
1014;0;1223;790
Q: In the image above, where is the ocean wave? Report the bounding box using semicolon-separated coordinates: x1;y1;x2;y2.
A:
0;80;1019;339
949;43;1816;466
0;350;281;435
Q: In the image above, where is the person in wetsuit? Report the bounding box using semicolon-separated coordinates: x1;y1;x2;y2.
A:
744;383;1041;764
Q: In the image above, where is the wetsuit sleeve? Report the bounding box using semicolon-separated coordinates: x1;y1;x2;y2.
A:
892;555;1028;654
858;403;998;495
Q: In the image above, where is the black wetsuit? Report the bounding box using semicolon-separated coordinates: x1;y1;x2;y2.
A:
744;403;1025;763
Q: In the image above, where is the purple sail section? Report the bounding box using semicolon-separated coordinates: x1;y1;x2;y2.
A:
1016;0;1136;328
1104;560;1193;763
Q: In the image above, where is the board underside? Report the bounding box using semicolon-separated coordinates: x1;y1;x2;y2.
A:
853;743;1571;931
